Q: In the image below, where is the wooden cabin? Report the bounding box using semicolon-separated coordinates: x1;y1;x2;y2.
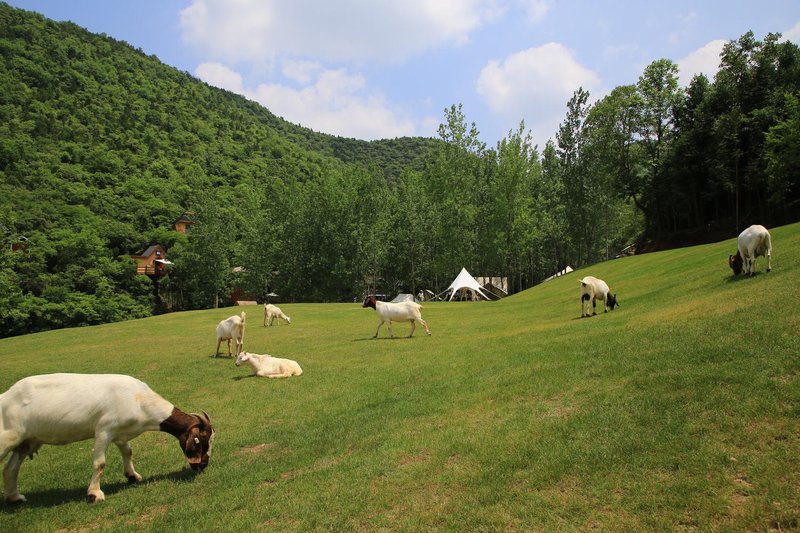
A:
173;212;196;235
131;244;170;276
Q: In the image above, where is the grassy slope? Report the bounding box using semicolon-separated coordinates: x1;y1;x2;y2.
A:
1;223;798;531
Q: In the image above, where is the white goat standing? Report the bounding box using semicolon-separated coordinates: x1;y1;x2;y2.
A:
362;295;431;338
579;276;619;317
215;312;245;357
263;304;291;326
729;224;772;276
0;373;214;504
235;352;303;378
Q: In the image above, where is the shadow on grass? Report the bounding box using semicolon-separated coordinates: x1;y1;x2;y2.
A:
0;468;198;511
725;271;768;283
231;374;256;381
352;336;418;342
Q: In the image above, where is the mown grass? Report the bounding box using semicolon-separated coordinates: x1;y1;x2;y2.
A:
1;223;798;531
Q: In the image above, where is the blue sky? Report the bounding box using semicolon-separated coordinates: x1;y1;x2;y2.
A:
8;1;800;149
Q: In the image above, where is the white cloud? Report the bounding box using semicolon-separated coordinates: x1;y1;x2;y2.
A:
180;0;500;64
677;39;725;86
783;21;800;44
476;43;602;147
195;62;244;92
517;0;550;24
195;62;432;140
282;60;322;85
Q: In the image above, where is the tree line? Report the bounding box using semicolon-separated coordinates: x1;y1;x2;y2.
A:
1;3;798;336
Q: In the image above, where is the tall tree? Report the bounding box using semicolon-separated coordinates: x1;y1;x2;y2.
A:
556;87;592;265
427;104;487;288
636;59;682;234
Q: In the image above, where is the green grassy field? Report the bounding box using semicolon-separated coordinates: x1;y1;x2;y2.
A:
1;223;798;531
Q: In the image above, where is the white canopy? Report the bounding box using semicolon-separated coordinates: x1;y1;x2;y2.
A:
543;265;573;282
444;267;492;301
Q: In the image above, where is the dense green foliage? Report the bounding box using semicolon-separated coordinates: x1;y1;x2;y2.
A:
2;3;798;336
0;223;798;530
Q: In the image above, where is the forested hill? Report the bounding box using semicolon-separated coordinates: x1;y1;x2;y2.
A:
0;3;440;335
3;2;799;337
0;4;439;177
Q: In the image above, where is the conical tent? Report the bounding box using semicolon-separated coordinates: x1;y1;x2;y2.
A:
444;267;492;301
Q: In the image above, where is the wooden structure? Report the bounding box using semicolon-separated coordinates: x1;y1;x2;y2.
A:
475;276;508;300
173;212;196;234
131;244;170;276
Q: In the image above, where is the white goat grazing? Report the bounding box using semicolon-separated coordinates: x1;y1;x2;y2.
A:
362;295;431;338
0;373;214;504
235;352;303;378
729;224;772;276
579;276;619;317
215;312;245;357
263;304;291;326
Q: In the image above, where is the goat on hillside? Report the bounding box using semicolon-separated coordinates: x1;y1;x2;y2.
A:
0;373;214;503
729;224;772;276
263;304;291;326
215;312;245;357
362;295;431;338
579;276;618;317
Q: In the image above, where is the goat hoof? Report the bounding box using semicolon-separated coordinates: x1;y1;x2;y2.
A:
127;473;142;483
5;494;26;504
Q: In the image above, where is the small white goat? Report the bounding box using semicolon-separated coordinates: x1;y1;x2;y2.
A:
362;295;431;338
235;352;303;378
579;276;618;317
263;304;291;326
729;224;772;276
0;373;214;504
215;312;245;357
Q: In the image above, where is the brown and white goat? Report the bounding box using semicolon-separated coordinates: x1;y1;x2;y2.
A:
362;295;431;338
0;373;214;503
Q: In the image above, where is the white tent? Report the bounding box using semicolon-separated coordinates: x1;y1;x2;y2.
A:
543;265;573;282
443;267;492;301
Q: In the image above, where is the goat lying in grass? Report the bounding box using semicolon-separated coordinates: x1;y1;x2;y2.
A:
235;352;303;378
362;295;431;338
0;373;214;504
